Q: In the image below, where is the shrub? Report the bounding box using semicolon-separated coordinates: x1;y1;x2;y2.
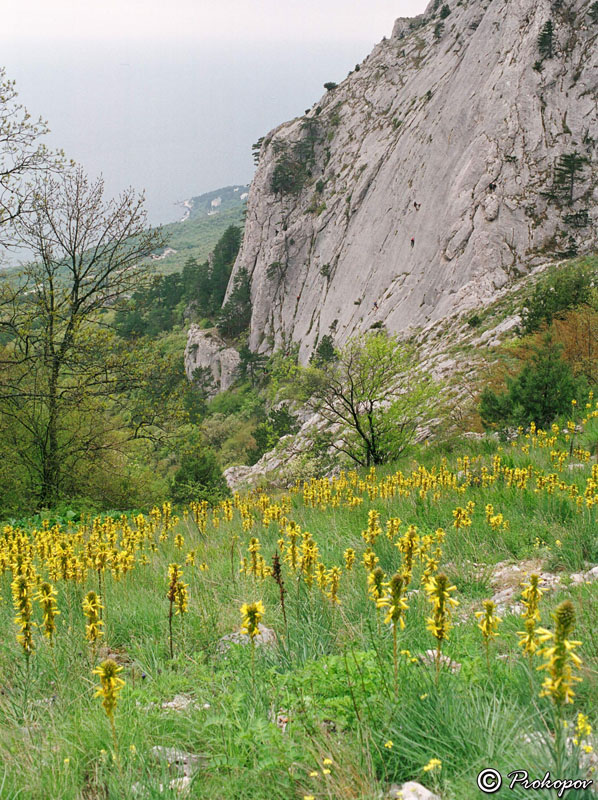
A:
439;4;451;19
170;448;229;504
520;263;592;334
479;335;586;431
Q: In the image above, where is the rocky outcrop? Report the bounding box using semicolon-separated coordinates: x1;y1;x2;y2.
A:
227;0;598;362
184;326;240;394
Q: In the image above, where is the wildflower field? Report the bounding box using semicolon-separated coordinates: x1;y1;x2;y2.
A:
2;409;598;799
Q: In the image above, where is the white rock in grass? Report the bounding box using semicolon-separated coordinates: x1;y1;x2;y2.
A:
387;781;440;800
218;624;277;653
132;777;192;797
150;746;206;775
169;776;192;796
161;694;200;712
417;650;461;674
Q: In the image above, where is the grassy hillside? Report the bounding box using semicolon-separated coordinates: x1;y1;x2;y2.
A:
2;412;598;798
150;186;248;275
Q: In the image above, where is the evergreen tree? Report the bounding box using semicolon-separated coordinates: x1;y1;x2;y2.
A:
480;335;585;430
537;20;554;59
553;152;588;205
217;268;252;338
310;334;337;366
208;225;242;310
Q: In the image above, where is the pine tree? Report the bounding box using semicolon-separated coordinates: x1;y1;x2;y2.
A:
217;268;252;338
553;152;588;205
537;20;554;59
480;335;585;430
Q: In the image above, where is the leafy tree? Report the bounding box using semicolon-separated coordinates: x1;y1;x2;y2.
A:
237;344;268;387
439;4;451;18
271;153;307;195
537;20;554;59
0;166;166;503
520;263;592;334
170;447;229;503
479;335;585;430
114;225;241;339
301;332;436;467
217;268;252;338
324;82;338;91
247;405;299;464
310;334;337;366
0;68;56;251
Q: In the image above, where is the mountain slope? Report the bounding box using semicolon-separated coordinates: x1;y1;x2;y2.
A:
226;0;598;361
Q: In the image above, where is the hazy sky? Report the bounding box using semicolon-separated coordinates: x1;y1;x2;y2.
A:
3;1;428;226
4;1;429;44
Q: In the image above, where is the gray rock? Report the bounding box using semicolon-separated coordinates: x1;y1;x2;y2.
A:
184;326;240;394
160;694;207;712
218;624;277;653
150;746;206;776
223;0;598;362
417;649;461;674
388;781;440;800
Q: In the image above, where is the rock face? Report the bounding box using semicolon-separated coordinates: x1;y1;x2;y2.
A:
184;326;240;394
226;0;598;362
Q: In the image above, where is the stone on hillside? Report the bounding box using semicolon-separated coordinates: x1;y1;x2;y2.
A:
150;746;206;776
218;624;277;653
417;650;461;674
161;694;207;712
387;781;440;799
224;0;598;362
184;326;240;395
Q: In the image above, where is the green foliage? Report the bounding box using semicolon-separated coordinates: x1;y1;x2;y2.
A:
434;21;445;38
277;650;385;730
247;405;299;465
236;345;268;387
270;153;308;195
439;4;451;19
266;344;302;403
563;209;590;228
252;136;265;166
115;225;242;339
551;152;589;206
216;268;252;339
520;262;592;334
302;332;437;467
270;122;322;196
479;335;586;430
309;334;337;366
537;19;554;59
170;447;229;503
323;81;338;91
590;1;598;22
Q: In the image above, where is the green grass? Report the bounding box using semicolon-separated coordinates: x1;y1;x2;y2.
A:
149;186;247;275
2;417;598;798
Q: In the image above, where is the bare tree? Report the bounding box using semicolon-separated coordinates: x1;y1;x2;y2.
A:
0;166;167;503
0;67;56;248
302;332;437;467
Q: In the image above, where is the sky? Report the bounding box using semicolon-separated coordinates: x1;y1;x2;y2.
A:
2;1;428;226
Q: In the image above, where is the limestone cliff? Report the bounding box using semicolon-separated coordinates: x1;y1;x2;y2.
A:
226;0;598;362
